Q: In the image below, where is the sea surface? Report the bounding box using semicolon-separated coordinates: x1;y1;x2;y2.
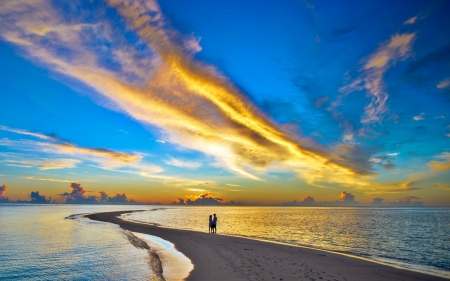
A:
1;205;449;280
123;206;450;279
0;204;190;281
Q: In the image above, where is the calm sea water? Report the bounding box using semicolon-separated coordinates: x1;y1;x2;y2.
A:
0;204;162;280
1;205;449;280
124;206;450;278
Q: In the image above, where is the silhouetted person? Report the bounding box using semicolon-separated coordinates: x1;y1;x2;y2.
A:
209;214;213;233
212;213;217;234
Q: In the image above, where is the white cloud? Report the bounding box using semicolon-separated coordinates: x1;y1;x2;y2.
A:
164;157;201;169
413;112;425;121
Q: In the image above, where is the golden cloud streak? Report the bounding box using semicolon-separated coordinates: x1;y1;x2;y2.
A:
103;0;364;182
7;159;79;170
0;0;372;185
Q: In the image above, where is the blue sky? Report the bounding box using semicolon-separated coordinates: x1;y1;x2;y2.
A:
0;0;449;205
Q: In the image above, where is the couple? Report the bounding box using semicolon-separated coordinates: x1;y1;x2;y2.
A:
209;214;217;234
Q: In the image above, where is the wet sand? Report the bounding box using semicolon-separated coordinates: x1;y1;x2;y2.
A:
86;210;448;281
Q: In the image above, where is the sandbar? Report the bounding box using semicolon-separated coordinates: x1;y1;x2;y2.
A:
86;210;448;281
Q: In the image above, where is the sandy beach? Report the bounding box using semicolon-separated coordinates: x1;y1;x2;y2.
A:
86;210;448;281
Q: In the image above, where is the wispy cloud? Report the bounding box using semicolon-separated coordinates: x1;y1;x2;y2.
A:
7;159;79;170
0;125;57;141
413;112;426;121
427;152;450;173
0;126;162;176
387;152;399;156
341;33;416;123
404;16;418;25
437;78;450;89
164;157;201;169
0;0;375;187
433;182;450;190
24;176;77;183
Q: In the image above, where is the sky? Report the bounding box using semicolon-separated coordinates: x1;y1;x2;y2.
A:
0;0;449;205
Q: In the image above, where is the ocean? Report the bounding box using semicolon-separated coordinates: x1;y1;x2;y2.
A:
123;206;450;279
1;205;449;280
0;204;190;281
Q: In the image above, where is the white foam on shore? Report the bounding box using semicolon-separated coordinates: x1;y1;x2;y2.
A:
133;232;193;281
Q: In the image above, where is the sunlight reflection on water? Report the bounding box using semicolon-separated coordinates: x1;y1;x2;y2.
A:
0;204;153;280
123;206;450;278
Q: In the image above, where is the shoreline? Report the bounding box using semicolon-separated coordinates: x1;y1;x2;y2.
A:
86;210;449;281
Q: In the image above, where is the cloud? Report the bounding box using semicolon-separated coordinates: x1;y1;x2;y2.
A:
404;16;418;25
370;155;396;170
6;159;79;170
341;33;416;123
187;188;205;192
299;195;315;203
60;185;138;204
60;182;97;204
98;191;136;204
413;112;425;121
433;182;450;190
338;191;355;202
172;198;186;205
370;197;384;205
108;192;130;203
99;191;108;202
164;157;201;169
428;161;450;172
427;152;450;173
391;196;423;206
183;35;202;54
0;125;58;141
282;195;315;206
30;191;48;203
172;192;236;205
315;96;329;108
25;176;77;183
0;126;162;175
140;174;214;187
0;184;7;197
437;78;450;89
0;0;375;186
387;152;399;156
